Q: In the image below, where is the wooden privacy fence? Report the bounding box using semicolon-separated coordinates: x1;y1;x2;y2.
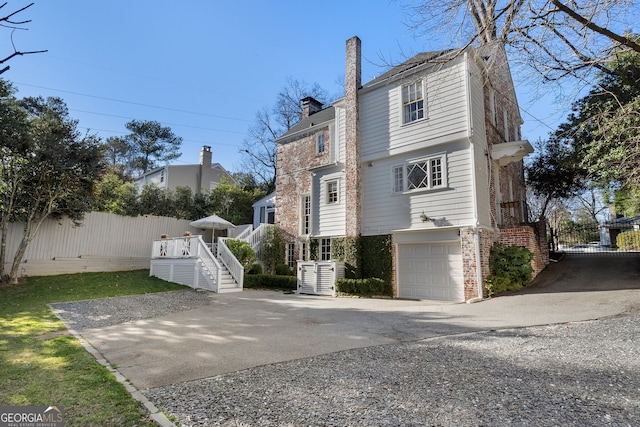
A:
1;212;200;278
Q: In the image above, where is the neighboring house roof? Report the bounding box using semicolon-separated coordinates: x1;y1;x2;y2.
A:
134;162;228;180
252;192;275;208
277;106;336;143
605;216;640;228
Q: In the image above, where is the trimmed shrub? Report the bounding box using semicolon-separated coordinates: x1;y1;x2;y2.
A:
246;263;263;275
335;277;392;297
259;226;286;274
243;274;297;291
224;239;256;269
617;229;640;251
485;243;533;297
275;264;293;276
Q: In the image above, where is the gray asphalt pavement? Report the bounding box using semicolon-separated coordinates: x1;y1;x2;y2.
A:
64;254;640;391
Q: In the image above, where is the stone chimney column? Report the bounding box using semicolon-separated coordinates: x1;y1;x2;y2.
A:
345;36;361;238
200;145;212;168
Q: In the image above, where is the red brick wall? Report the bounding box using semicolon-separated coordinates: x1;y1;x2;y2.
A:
275;126;331;242
461;227;495;300
498;223;549;278
481;43;528;228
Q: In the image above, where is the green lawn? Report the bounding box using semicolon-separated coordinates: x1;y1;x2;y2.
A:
0;270;185;426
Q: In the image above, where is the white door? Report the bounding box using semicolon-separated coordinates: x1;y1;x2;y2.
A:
398;242;464;301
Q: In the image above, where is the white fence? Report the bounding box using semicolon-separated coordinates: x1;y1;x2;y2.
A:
297;261;345;296
2;212;200;278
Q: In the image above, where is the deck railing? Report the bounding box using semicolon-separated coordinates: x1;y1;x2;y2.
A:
151;235;222;290
233;224;254;241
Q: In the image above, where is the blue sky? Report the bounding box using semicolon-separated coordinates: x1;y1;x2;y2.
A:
4;1;557;172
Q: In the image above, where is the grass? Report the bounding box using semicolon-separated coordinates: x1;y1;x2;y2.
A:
0;270;185;426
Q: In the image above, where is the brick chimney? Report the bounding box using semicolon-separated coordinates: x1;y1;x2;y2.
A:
301;96;323;118
345;36;361;238
200;145;212;168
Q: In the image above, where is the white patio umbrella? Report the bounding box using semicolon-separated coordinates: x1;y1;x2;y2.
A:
189;214;236;230
189;215;236;251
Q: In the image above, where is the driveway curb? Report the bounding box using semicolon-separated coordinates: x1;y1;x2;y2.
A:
48;304;176;427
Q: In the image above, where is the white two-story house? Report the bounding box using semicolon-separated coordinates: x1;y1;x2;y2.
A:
275;37;546;302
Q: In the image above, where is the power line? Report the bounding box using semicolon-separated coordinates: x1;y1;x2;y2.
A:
78;126;242;148
69;108;247;135
15;82;253;123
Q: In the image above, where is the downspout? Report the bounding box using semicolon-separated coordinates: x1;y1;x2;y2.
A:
465;51;485;303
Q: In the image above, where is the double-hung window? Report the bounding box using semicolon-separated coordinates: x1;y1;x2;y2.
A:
392;154;446;193
320;238;331;261
326;180;338;204
301;195;311;235
287;243;296;268
317;133;325;155
402;81;425;124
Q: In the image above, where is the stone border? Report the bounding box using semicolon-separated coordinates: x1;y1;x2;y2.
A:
48;304;176;427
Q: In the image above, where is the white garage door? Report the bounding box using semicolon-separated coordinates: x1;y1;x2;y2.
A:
398;242;464;301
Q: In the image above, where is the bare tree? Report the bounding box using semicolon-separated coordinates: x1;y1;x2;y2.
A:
401;0;640;82
0;2;46;74
241;78;329;192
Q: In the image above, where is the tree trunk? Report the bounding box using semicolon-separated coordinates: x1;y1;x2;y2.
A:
0;217;8;280
8;236;30;284
8;209;51;284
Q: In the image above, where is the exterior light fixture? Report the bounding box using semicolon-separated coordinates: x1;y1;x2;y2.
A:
420;211;433;222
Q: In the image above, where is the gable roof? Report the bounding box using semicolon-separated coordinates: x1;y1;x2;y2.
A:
363;49;460;88
276;106;336;144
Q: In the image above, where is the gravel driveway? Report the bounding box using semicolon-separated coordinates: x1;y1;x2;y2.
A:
144;314;639;427
50;255;640;426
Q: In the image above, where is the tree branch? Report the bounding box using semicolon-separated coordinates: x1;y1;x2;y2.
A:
551;0;640;54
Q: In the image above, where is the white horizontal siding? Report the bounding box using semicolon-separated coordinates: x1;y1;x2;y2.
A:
361;60;469;160
314;172;346;237
361;139;475;235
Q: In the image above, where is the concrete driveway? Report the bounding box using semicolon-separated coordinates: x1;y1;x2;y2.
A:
75;253;640;390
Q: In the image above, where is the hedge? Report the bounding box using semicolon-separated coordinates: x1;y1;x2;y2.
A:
617;229;640;251
243;274;297;291
335;277;392;297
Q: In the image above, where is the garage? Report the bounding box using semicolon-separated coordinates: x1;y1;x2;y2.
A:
397;242;464;301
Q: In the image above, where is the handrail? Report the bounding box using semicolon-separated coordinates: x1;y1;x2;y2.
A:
233;224;254;241
217;237;244;288
244;223;274;258
194;235;221;289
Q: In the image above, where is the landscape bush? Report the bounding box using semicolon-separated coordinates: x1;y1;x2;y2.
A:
335;277;392;297
246;263;263;275
275;263;294;276
485;243;533;297
243;274;297;291
224;239;256;269
616;229;640;251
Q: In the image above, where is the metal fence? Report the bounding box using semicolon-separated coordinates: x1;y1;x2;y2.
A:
550;217;640;255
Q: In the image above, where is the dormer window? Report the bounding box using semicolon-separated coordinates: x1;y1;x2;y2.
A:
402;81;425;124
317;133;325;155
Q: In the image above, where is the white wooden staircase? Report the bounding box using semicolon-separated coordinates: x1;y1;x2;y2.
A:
150;235;243;293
